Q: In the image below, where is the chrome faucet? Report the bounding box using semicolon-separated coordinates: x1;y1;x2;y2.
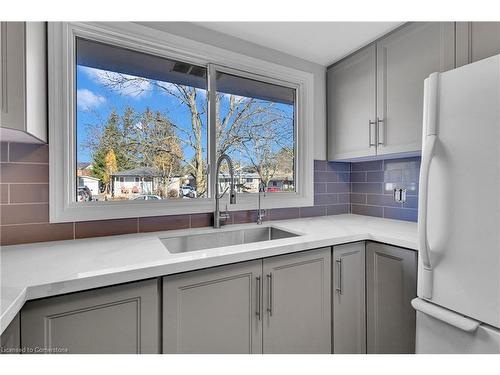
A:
257;182;266;225
214;154;236;228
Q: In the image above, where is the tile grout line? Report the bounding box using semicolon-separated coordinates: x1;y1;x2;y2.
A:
0;161;50;165
0;201;49;205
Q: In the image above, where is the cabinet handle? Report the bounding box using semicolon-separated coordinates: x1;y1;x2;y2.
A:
335;259;343;295
256;276;261;320
377;118;385;146
368;120;376;147
266;273;273;316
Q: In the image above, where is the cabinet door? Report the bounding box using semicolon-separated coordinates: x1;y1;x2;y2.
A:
470;22;500;62
163;260;262;354
327;45;377;160
376;22;455;156
262;248;331;353
366;242;417;354
333;242;366;354
456;22;500;66
21;279;160;354
1;313;20;354
0;22;25;131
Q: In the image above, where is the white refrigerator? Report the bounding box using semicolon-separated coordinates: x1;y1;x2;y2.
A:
412;54;500;353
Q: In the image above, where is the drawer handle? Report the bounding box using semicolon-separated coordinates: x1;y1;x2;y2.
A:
377;118;385;146
256;276;261;320
266;273;273;316
335;259;343;295
368;120;377;147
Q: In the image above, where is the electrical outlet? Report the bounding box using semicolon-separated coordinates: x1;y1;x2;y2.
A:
393;188;407;203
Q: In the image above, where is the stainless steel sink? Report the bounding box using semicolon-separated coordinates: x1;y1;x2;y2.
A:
160;226;299;254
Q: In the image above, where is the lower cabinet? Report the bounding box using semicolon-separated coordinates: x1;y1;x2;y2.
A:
0;313;20;354
21;279;160;354
366;242;417;354
332;242;366;354
162;247;331;354
162;260;262;354
11;242;417;354
262;248;331;354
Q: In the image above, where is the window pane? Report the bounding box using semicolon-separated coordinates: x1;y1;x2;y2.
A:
75;38;208;202
215;71;295;194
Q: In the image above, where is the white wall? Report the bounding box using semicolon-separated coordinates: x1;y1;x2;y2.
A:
137;22;327;161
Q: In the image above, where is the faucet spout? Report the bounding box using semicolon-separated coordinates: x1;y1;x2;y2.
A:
214;154;237;228
257;181;266;225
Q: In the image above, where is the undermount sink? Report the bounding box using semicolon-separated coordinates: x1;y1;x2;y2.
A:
160;226;300;254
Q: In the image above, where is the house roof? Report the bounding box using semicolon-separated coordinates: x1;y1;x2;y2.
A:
112;167;161;177
218;172;260;179
270;173;294;181
77;162;92;170
78;175;100;181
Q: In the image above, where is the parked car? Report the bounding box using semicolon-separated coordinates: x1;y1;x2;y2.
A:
77;187;92;202
133;195;162;201
267;186;281;193
180;185;197;198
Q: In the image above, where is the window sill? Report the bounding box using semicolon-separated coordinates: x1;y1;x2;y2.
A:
51;193;313;223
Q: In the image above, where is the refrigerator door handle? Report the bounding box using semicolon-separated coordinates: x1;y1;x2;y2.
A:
419;135;437;270
412;298;480;333
418;73;440;299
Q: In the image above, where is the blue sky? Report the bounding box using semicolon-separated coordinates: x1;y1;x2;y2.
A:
76;65;208;163
76;65;293;169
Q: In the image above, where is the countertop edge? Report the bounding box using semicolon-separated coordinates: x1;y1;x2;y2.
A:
0;216;418;334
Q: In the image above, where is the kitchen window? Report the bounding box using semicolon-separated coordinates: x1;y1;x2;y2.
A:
49;22;313;222
75;37;208;203
215;70;295;194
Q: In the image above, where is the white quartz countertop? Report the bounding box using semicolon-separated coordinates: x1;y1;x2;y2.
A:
0;214;417;334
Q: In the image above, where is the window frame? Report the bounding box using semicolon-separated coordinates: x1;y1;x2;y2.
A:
48;22;314;223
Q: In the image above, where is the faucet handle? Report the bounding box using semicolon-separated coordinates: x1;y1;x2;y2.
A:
229;192;237;204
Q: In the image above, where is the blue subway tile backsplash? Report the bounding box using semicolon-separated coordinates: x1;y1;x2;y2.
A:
313;156;420;222
313;159;350;216
350;156;420;222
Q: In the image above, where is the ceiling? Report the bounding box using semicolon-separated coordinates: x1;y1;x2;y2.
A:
194;22;403;66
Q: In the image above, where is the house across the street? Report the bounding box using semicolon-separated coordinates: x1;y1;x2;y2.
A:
76;162;93;177
77;175;100;197
111;167;184;198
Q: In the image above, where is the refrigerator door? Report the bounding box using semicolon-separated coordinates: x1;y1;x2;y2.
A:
418;55;500;328
415;310;500;354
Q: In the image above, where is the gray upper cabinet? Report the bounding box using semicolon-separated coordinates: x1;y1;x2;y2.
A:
333;242;366;354
1;313;20;354
376;22;455;156
0;22;47;143
262;248;331;354
327;44;377;160
327;22;455;161
163;260;262;354
456;22;500;67
366;242;417;354
21;279;160;354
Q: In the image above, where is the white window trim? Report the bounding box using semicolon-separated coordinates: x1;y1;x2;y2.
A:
48;22;314;223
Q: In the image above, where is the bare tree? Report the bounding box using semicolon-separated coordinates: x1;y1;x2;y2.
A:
89;72;294;195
